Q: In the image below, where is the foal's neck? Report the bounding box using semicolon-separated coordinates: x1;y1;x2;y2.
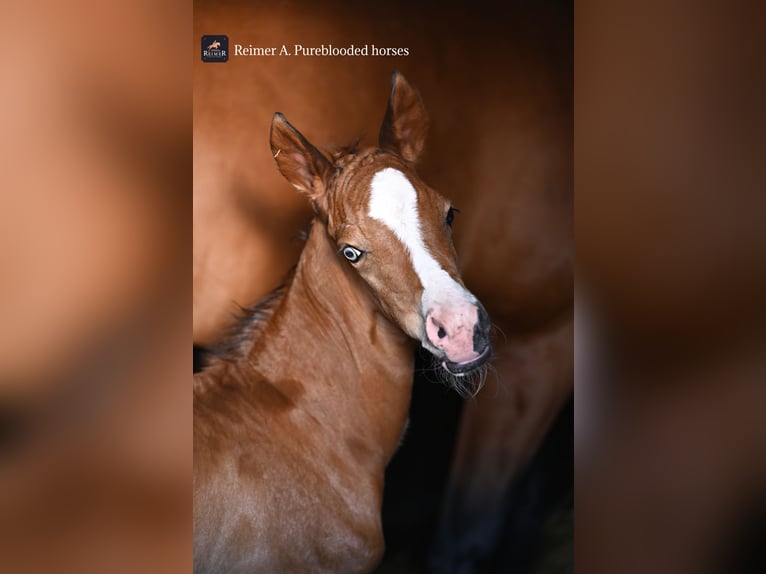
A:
247;220;415;468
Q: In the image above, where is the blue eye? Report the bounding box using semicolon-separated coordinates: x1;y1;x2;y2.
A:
342;245;363;263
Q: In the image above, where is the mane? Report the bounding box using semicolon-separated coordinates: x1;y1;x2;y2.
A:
329;139;363;167
205;268;295;364
201;218;318;368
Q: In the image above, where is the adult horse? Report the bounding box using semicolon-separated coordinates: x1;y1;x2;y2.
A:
194;74;492;573
194;0;573;570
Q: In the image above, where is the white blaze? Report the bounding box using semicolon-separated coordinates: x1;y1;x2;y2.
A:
368;168;475;317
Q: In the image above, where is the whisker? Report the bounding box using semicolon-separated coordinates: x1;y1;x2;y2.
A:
490;322;508;345
427;358;489;398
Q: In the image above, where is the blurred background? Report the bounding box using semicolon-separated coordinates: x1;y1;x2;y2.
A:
576;1;766;573
2;0;764;572
0;1;191;572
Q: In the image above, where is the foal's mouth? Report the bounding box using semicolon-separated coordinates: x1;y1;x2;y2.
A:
441;345;492;376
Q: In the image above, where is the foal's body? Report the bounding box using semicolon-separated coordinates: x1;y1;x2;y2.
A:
194;74;490;572
194;222;412;572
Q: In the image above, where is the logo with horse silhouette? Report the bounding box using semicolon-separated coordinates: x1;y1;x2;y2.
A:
201;35;228;63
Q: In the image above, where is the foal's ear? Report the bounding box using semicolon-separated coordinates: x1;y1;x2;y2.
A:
379;72;428;163
270;113;333;206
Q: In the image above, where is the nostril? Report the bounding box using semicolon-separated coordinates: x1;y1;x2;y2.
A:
429;316;448;342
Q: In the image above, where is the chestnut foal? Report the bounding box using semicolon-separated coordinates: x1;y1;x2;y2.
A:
193;73;491;573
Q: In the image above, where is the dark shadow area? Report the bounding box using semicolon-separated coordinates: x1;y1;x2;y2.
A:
717;500;766;574
377;349;574;573
377;349;465;573
489;394;573;574
193;345;208;374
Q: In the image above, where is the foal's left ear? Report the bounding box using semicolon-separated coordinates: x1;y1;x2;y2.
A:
270;112;333;208
379;72;428;163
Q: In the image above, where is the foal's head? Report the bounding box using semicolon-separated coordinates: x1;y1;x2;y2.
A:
270;73;491;382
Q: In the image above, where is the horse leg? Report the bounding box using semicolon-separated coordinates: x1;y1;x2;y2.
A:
429;312;573;574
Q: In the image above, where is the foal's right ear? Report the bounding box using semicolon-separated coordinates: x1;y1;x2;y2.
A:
379;72;428;163
270;113;333;207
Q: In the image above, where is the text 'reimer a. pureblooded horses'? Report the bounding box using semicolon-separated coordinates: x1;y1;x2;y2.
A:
193;73;491;573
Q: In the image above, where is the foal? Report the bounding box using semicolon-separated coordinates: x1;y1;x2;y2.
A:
194;73;491;573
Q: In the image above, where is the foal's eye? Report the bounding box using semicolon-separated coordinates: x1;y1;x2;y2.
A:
341;245;364;263
446;207;458;227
